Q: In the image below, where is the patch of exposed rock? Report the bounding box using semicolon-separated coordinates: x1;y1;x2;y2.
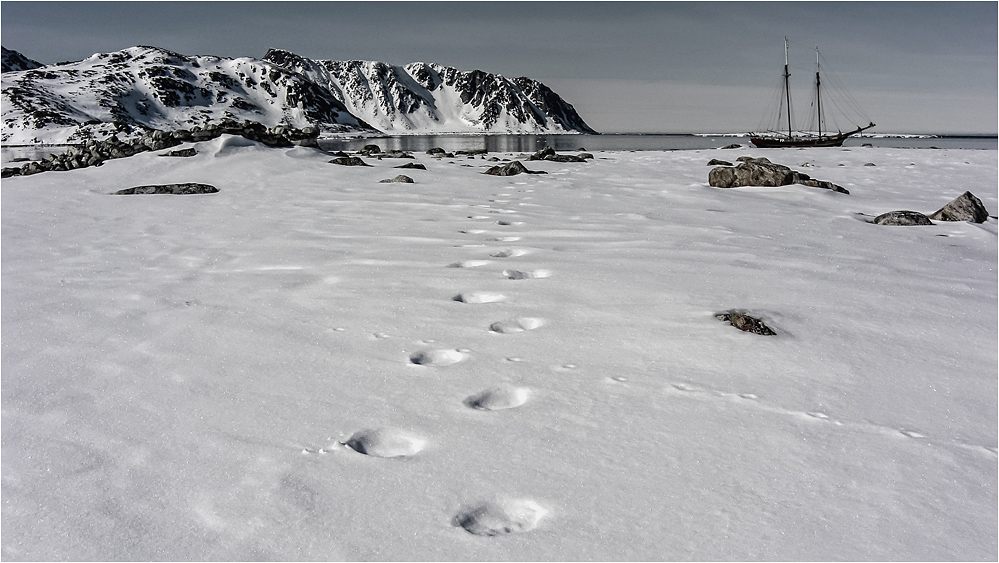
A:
708;157;848;194
716;311;777;336
161;148;197;157
394;162;427;170
379;175;414;183
329;156;371;166
527;146;587;163
114;183;218;195
483;161;547;176
872;210;934;226
376;150;415;159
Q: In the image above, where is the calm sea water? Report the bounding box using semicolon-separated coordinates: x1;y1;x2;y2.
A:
318;134;998;153
3;134;995;165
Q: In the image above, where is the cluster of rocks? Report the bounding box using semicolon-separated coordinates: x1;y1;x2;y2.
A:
2;121;321;178
872;191;990;226
358;145;416;159
483;161;547;176
708;157;848;194
526;146;592;162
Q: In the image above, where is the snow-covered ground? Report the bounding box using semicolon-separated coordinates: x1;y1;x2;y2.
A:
2;138;996;560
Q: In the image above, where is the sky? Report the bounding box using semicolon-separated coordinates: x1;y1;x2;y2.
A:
1;1;996;134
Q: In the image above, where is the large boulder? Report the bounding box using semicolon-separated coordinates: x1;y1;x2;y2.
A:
483;161;547;176
708;157;848;194
708;157;794;187
114;183;218;195
872;210;934;226
928;191;990;223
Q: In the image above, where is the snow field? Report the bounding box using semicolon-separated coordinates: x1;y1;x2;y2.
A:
1;138;996;560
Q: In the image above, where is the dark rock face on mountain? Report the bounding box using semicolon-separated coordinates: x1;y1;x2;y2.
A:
929;191;990;223
263;48;596;135
2;47;43;72
2;46;375;144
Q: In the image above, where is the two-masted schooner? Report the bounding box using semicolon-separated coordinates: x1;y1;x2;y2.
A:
751;38;875;148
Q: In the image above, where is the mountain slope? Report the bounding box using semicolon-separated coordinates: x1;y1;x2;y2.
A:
263;49;596;134
1;46;374;144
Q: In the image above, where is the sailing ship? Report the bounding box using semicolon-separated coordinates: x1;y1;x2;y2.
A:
751;38;875;148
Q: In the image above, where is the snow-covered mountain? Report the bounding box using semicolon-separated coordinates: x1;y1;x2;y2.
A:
1;46;42;72
1;46;375;144
262;49;596;135
1;46;596;144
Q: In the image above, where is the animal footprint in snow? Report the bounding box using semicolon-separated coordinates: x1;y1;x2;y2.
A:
409;349;467;366
464;386;529;410
454;498;547;536
490;249;528;258
448;260;491;268
489;317;545;334
454;292;506;304
503;269;551;280
345;429;426;458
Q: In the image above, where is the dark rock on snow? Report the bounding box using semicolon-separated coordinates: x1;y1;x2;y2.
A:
329;156;371;166
527;146;587;163
114;183;218;195
872;210;934;226
707;159;732;166
378;150;415;159
379;175;414;184
395;162;427;170
928;191;989;223
483;161;547;176
716;312;777;336
708;157;848;194
161;148;197;157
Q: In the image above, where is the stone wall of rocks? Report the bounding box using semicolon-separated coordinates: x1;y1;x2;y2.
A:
2;120;320;178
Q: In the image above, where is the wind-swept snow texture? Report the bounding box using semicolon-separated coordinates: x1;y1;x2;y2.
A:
1;46;373;144
262;49;596;135
1;141;996;560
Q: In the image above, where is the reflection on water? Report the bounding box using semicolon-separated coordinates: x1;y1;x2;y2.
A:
318;134;743;153
319;134;998;153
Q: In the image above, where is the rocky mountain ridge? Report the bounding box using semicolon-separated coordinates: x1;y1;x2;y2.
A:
1;47;42;72
263;49;595;135
1;45;595;144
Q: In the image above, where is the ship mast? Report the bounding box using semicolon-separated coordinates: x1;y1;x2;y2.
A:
784;37;792;138
815;46;822;138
